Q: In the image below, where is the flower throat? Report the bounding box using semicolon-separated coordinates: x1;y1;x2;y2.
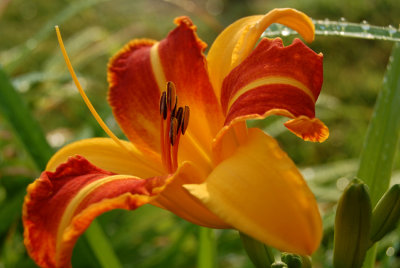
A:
159;81;190;173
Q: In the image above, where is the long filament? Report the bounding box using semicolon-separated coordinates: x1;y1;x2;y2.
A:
55;26;140;160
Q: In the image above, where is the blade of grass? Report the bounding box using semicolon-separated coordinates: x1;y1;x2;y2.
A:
4;0;109;74
0;66;122;268
263;20;400;42
0;66;53;170
85;220;122;268
197;227;217;268
357;42;400;206
358;42;400;267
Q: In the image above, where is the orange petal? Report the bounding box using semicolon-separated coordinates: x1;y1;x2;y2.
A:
221;38;327;142
152;161;229;229
185;128;322;255
108;17;224;162
23;156;167;268
207;8;315;100
285;116;329;142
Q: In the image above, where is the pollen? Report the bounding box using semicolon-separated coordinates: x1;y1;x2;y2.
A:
159;82;190;173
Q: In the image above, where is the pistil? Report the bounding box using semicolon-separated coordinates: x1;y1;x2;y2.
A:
159;82;190;173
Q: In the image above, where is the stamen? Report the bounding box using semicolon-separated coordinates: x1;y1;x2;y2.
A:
159;82;190;173
181;106;190;135
55;26;138;160
170;117;178;145
166;81;177;111
175;107;184;133
160;91;167;119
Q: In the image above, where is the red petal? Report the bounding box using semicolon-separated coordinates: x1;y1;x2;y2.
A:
108;17;224;160
23;156;165;268
108;39;161;155
158;17;224;153
221;38;328;142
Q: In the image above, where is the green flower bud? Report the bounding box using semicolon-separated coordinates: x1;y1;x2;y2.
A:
281;253;302;268
333;179;372;268
370;184;400;243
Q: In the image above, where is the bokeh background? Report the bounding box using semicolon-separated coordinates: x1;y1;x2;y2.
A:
1;0;400;267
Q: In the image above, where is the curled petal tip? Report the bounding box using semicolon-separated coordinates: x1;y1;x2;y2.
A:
285;116;329;142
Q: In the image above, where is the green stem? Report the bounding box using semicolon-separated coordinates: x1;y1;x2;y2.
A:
85;220;122;268
0;66;121;267
239;232;275;268
362;245;378;268
197;227;217;268
0;66;53;170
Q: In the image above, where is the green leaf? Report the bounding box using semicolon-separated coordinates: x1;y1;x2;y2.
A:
357;42;400;267
263;20;400;42
357;42;400;206
0;66;53;170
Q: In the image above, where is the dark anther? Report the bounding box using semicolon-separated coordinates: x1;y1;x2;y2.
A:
166;81;177;111
169;117;178;145
171;96;178;118
175;107;183;134
181;106;190;135
160;92;167;119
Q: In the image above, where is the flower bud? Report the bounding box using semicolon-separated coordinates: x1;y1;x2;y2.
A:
333;179;372;268
281;253;302;268
370;184;400;243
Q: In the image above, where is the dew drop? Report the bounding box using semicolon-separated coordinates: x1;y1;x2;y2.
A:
340;17;346;22
388;25;396;36
386;247;395;257
281;28;290;36
361;20;370;31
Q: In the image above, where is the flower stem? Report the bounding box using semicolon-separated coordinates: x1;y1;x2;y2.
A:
197;227;217;268
85;220;122;268
239;232;275;268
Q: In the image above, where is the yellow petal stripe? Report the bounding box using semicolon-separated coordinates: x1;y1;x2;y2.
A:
150;42;167;92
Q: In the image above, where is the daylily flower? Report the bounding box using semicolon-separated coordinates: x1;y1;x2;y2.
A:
23;8;328;268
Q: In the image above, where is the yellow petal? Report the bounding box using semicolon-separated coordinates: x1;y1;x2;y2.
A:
185;128;322;255
46;138;163;177
207;8;315;99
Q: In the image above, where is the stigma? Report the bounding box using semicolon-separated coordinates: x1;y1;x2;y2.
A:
159;81;190;173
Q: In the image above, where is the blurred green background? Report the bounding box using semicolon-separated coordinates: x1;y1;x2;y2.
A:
1;0;400;267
